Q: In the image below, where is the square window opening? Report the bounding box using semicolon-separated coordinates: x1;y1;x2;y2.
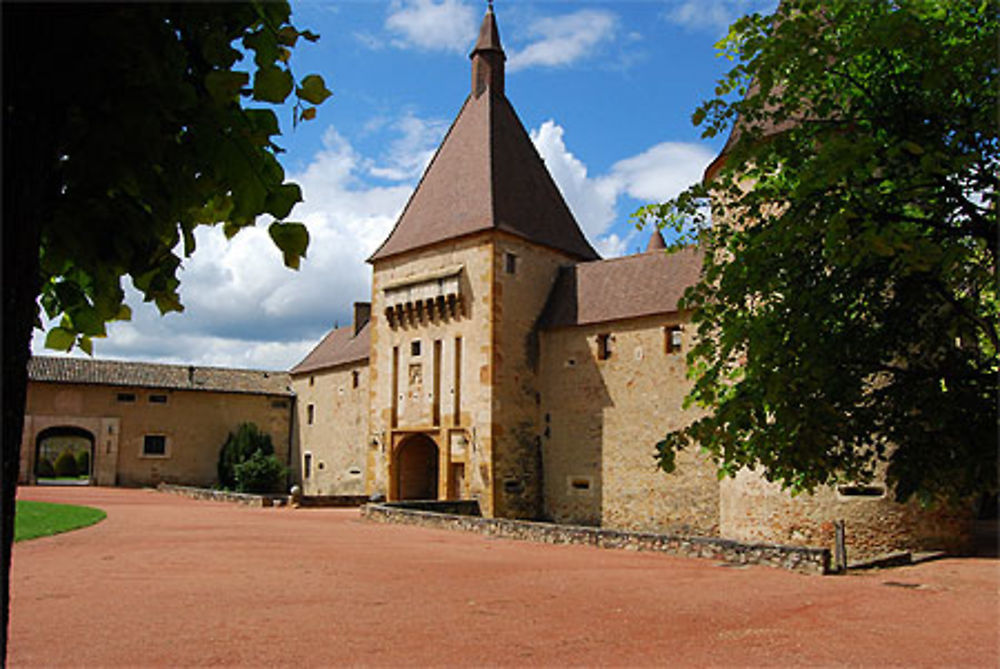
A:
143;435;167;457
596;333;611;361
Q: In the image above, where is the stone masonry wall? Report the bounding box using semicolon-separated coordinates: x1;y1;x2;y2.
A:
23;381;292;488
720;469;974;561
292;361;368;496
540;313;719;535
362;502;831;575
491;234;575;520
369;235;495;512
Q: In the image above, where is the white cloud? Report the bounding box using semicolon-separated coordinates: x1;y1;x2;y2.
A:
662;0;776;34
33;124;418;370
531;120;713;258
385;0;477;53
508;10;618;71
367;113;449;182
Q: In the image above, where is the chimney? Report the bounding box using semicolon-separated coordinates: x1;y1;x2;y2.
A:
353;302;371;336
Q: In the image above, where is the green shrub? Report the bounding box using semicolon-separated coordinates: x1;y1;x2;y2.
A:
217;422;275;489
233;449;288;494
75;449;90;475
53;449;78;478
36;457;56;478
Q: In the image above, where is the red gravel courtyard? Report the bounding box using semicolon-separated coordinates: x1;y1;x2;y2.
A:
10;486;999;667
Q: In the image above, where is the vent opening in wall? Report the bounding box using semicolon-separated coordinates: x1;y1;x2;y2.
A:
838;485;885;498
596;333;611;360
571;478;591;491
117;392;136;403
149;394;168;404
504;252;518;275
503;479;524;494
304;452;312;479
666;325;683;353
348;467;362;476
411;340;421;356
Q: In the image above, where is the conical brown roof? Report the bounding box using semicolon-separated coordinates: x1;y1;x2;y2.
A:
645;229;667;252
368;9;598;263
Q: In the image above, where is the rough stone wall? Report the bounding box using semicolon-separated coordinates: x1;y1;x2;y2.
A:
368;235;495;513
292;362;368;496
540;314;719;535
21;381;292;488
720;469;974;560
490;234;573;520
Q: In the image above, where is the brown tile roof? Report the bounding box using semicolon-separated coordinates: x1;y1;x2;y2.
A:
368;10;597;263
646;229;667;252
290;321;370;375
538;247;703;329
28;356;293;396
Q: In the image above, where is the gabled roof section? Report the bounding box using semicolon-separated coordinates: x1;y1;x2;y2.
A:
538;247;703;330
28;356;293;396
290;321;370;375
368;8;598;263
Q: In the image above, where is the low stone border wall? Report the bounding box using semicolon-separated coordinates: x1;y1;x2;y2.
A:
362;503;831;575
384;500;482;516
157;483;287;508
298;495;371;508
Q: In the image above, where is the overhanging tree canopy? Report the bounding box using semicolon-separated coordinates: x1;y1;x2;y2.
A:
637;0;997;504
2;2;331;658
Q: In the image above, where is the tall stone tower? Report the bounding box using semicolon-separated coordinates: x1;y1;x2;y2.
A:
365;6;597;518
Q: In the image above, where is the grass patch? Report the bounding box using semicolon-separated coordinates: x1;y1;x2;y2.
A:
15;500;106;542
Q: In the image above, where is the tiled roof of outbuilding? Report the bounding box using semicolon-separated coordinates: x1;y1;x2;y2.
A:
538;246;703;329
28;356;293;396
290;322;370;375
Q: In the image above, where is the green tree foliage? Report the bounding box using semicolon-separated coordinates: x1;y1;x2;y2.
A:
36;458;56;479
75;450;91;476
218;422;276;490
2;3;330;658
53;450;79;479
638;0;997;504
234;450;289;494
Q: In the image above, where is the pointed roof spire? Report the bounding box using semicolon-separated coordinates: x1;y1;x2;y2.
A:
645;229;667;252
470;3;505;98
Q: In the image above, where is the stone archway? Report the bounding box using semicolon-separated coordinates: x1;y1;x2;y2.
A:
394;434;439;500
35;425;95;484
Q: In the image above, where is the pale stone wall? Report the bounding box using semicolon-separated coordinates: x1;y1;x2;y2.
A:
491;234;574;519
368;234;496;513
21;381;292;488
292;362;368;496
540;314;719;535
719;469;974;560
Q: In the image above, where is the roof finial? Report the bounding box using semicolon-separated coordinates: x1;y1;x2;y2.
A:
470;2;505;98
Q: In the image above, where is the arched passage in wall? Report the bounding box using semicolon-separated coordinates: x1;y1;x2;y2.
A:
35;426;95;484
394;434;439;500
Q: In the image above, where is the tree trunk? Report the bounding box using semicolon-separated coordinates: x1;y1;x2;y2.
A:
2;6;54;663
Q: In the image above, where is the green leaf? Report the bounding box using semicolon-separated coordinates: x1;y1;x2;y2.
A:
264;183;302;220
205;71;249;103
45;327;76;352
297;74;332;105
268;221;309;270
79;336;94;356
253;66;294;103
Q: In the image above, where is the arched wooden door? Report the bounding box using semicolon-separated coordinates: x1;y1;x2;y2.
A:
394;434;439;500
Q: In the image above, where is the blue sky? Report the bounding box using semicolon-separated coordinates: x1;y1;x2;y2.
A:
33;0;774;370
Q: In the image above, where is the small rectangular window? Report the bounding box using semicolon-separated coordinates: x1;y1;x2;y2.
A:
304;452;312;479
411;340;421;357
666;326;683;354
117;393;136;403
307;403;315;425
351;370;360;389
143;435;167;457
309;376;315;387
596;333;611;360
149;394;168;404
504;252;518;274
